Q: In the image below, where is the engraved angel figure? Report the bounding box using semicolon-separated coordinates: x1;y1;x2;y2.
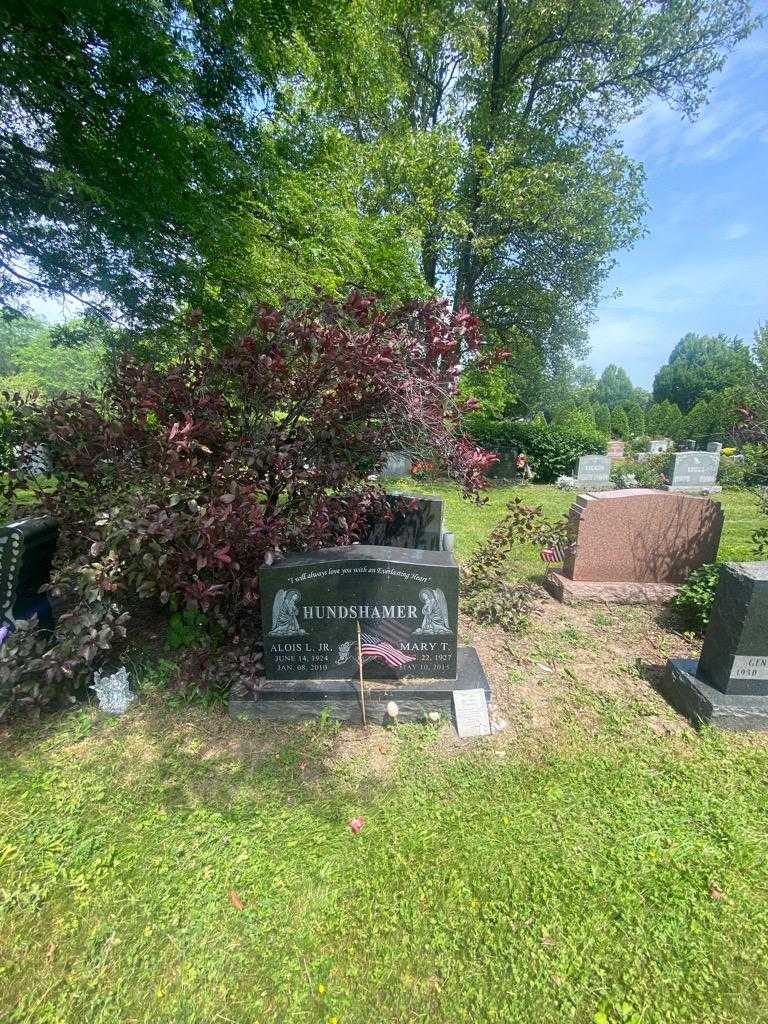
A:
413;587;452;635
268;589;305;636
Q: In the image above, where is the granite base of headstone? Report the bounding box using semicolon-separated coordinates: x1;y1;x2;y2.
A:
544;489;723;604
659;562;768;730
574;455;612;490
361;493;443;551
228;545;491;728
0;516;59;634
662;451;721;494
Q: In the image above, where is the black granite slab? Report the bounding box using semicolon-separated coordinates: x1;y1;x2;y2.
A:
698;562;768;695
361;493;444;551
260;545;459;681
0;516;58;629
659;658;768;731
229;646;490;726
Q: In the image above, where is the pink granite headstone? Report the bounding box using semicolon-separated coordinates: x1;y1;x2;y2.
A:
562;489;723;583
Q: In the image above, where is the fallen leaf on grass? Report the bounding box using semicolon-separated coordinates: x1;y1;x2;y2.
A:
45;942;55;964
297;761;308;771
709;881;725;900
228;889;245;910
536;663;554;673
348;816;365;834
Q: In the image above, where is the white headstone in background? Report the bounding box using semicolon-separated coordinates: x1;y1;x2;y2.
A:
382;451;412;477
707;442;723;454
648;439;671;454
575;455;611;488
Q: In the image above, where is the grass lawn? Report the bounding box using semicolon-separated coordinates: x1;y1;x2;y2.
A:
401;481;763;566
1;482;767;1024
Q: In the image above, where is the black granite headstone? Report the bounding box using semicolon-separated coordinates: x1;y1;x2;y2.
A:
361;493;444;552
260;545;458;681
0;516;59;631
660;561;768;730
698;562;768;695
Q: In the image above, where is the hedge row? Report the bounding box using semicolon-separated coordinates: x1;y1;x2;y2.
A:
467;416;608;483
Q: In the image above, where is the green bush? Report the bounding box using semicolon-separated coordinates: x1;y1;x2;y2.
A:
673;564;721;633
467;416;608;483
717;455;747;489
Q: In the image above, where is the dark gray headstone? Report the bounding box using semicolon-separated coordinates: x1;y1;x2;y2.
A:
361;492;443;552
698;562;768;695
260;545;458;681
0;517;59;630
574;455;611;487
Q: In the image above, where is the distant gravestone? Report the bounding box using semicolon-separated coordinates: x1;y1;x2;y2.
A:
544;489;723;604
0;517;59;632
12;443;52;478
574;455;612;489
648;439;671;454
606;440;626;461
361;493;443;552
707;441;723;454
660;562;768;729
381;451;412;477
487;447;518;480
664;451;721;493
260;545;459;682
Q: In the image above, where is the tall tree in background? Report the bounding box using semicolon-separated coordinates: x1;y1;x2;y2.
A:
349;0;756;367
0;0;424;336
594;364;634;407
0;0;758;362
653;332;755;412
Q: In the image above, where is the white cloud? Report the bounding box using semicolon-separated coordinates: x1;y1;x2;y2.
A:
722;221;751;241
620;25;768;165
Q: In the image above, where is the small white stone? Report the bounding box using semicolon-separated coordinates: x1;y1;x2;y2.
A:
427;711;441;723
386;700;399;719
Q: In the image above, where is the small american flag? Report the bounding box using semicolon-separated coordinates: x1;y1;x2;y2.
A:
540;542;568;563
360;632;416;668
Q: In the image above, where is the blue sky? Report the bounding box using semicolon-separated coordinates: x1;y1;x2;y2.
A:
589;11;768;389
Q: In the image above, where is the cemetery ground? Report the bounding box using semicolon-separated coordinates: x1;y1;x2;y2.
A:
2;485;768;1023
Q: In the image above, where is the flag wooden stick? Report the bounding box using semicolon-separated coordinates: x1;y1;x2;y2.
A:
356;622;367;728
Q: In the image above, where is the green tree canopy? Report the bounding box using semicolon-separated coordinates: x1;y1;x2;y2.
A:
594;403;612;436
594;364;635;407
624;402;646;437
610;405;630;440
653;332;756;412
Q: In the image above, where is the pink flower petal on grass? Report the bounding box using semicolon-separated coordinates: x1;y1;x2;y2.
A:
348;816;365;834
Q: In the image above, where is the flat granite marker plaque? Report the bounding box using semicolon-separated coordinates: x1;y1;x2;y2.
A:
664;451;721;493
361;493;443;552
453;688;491;738
230;544;491;726
659;562;768;729
545;489;723;604
574;455;611;489
261;545;458;681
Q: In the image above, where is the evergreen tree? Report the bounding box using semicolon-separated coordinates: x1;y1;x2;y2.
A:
594;403;612;436
611;406;630;440
624;402;646;437
594;364;634;407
